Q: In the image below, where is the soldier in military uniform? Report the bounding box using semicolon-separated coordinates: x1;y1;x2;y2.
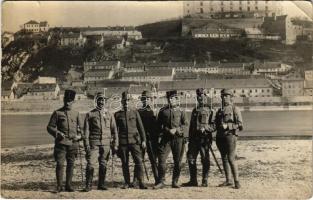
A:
133;90;159;186
114;91;148;189
154;90;188;189
47;89;83;192
83;92;118;192
182;88;215;187
215;89;243;189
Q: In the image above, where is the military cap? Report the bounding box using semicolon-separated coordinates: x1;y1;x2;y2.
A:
95;92;108;100
196;88;207;96
141;90;153;98
221;88;234;96
122;91;132;100
166;90;178;98
64;89;76;101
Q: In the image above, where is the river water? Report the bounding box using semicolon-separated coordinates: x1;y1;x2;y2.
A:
1;110;312;148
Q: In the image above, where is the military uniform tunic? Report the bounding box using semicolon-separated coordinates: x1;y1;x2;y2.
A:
215;104;243;183
84;108;118;169
137;106;160;183
114;109;146;185
157;105;188;184
187;106;215;183
47;107;83;165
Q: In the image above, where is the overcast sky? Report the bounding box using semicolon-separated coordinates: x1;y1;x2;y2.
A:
2;1;312;33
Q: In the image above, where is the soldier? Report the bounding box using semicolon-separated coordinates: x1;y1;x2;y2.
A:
114;91;148;189
215;89;243;189
154;90;188;189
47;89;83;192
83;92;118;192
133;90;159;186
182;88;215;187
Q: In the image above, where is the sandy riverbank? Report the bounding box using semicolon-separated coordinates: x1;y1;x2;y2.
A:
1;140;312;199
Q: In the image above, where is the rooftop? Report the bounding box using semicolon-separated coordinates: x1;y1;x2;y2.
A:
30;83;58;92
84;69;112;77
123;69;173;78
25;20;39;25
158;79;271;91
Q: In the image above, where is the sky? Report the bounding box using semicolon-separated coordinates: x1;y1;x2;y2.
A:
2;1;312;33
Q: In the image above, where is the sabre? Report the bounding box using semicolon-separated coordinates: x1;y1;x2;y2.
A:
142;149;150;181
209;145;223;175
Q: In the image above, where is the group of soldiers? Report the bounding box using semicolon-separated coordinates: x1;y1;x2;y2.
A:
47;87;243;192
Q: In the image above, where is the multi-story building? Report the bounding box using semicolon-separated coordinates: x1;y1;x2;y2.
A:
84;70;114;83
123;62;145;72
262;15;311;45
23;83;60;100
254;62;293;74
192;27;243;39
158;78;273;98
84;61;121;72
23;20;49;33
183;1;279;18
281;71;304;97
121;69;174;82
39;21;49;32
59;32;86;47
218;62;251;75
81;26;142;40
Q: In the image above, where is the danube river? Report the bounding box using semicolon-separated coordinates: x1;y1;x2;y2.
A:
1;110;312;148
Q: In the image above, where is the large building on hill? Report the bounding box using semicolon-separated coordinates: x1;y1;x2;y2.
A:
183;1;280;18
22;20;49;33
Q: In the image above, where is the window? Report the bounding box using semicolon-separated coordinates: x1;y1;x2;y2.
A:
247;1;250;4
247;7;250;11
249;90;252;93
255;89;257;92
239;1;242;4
200;2;203;6
221;1;223;5
255;6;258;10
210;8;214;11
200;8;204;13
265;6;268;10
239;7;242;11
267;89;270;92
221;7;224;12
242;90;244;93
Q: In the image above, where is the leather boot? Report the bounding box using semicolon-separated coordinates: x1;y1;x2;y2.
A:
182;162;198;187
83;168;94;192
98;166;108;190
56;165;64;192
65;164;75;192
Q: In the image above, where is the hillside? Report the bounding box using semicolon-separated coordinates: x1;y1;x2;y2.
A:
136;18;182;38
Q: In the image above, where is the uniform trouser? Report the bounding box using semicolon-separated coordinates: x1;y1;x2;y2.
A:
86;145;110;186
54;142;78;187
118;144;145;185
216;134;238;183
187;139;210;182
134;139;159;184
157;136;184;184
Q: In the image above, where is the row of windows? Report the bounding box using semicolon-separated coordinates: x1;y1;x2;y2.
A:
196;5;267;13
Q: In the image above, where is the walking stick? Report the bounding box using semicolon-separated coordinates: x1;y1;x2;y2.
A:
209;145;223;175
